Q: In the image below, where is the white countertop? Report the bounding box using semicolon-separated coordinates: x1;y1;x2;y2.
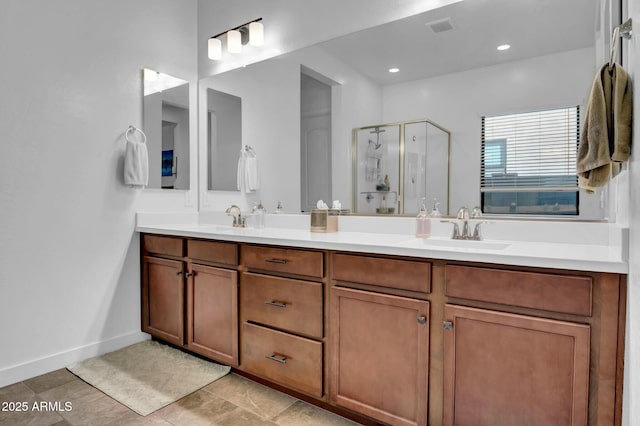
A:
136;213;628;274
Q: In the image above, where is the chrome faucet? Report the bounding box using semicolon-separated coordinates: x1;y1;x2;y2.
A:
225;204;246;228
445;206;484;240
470;206;483;240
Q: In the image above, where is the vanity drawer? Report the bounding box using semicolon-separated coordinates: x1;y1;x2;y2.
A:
445;265;593;316
143;234;184;257
241;273;323;339
331;253;431;294
241;322;322;397
241;245;324;278
188;239;238;266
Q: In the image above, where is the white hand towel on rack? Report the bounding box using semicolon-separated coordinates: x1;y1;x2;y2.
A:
245;157;259;191
237;156;244;191
124;127;148;188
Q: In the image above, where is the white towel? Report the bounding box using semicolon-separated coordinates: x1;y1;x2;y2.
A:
124;139;148;187
245;157;259;191
236;154;259;192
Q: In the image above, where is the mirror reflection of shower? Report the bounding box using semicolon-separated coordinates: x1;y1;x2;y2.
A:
353;119;450;215
366;127;385;183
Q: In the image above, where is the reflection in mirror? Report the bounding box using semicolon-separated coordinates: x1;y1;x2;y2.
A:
200;0;604;219
143;69;190;189
207;88;242;191
353;120;450;215
300;69;334;212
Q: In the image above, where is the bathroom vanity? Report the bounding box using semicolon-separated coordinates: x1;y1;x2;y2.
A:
138;220;626;426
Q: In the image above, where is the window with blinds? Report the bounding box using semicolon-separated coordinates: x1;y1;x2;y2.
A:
481;106;579;215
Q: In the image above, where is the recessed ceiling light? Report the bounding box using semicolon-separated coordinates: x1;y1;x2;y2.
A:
497;44;511;51
389;68;400;73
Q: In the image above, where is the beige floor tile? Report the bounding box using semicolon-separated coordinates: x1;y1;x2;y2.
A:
0;384;65;426
38;378;103;404
105;409;173;425
0;382;35;399
214;407;278;426
57;392;134;426
24;369;78;394
202;374;296;420
273;401;359;426
150;389;238;426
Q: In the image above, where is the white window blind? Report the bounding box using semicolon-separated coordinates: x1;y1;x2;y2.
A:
481;106;579;191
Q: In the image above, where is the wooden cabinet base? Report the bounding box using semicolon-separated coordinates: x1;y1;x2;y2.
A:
330;287;430;426
443;304;590;426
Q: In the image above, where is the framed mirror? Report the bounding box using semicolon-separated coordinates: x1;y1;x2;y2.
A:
200;0;605;219
143;68;190;190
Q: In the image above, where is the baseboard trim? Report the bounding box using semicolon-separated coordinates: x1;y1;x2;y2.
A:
0;331;150;388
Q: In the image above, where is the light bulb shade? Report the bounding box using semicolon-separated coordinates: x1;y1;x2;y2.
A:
249;21;264;46
208;37;222;60
227;29;242;53
143;68;158;81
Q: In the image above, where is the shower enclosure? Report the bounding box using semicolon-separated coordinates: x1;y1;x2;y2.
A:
352;119;450;215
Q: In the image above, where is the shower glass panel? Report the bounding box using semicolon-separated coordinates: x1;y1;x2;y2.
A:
354;125;401;214
352;119;450;215
404;121;450;215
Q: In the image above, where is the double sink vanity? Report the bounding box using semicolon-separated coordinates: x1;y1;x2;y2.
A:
136;213;627;426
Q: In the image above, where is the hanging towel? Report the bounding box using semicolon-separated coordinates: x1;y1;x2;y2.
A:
124;138;149;187
245;157;259;191
236;151;260;193
236;155;244;191
577;63;632;193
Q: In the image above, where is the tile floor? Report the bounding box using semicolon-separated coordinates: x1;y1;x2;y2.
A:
0;369;359;425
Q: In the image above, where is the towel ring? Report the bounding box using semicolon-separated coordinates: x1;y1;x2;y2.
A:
126;125;147;144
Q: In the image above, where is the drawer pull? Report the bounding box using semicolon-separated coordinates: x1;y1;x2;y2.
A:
265;300;287;308
265;354;288;364
265;258;288;264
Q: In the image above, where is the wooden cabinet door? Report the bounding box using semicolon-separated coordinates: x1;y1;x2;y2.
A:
141;256;185;346
443;304;590;426
186;263;238;366
330;287;430;426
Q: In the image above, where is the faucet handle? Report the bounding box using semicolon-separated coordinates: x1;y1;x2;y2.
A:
471;206;482;218
456;207;469;220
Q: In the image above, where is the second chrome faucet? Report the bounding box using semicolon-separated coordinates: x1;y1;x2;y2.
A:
446;206;484;240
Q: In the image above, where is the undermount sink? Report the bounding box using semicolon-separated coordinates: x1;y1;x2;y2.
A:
399;237;511;251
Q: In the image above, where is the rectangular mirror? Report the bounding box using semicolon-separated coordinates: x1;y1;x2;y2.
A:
143;69;190;190
207;88;242;191
200;0;605;219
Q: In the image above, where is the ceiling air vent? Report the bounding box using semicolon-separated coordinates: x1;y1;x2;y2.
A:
426;18;454;33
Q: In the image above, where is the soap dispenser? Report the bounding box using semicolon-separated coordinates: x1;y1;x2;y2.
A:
430;198;442;217
416;200;430;238
254;201;266;229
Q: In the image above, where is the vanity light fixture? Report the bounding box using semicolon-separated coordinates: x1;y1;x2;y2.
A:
389;67;400;73
497;44;511;51
208;18;264;60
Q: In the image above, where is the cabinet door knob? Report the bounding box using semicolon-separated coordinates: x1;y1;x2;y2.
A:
265;354;287;364
417;316;427;325
443;321;453;330
265;300;287;308
185;272;193;278
176;271;182;276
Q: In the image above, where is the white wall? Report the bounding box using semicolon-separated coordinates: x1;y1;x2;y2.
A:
0;0;197;386
382;47;604;218
622;0;638;423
